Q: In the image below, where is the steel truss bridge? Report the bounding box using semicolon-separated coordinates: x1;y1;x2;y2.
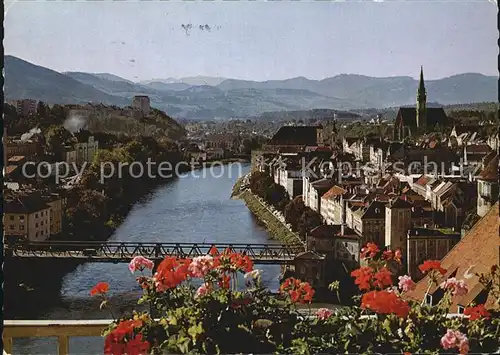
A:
4;241;306;265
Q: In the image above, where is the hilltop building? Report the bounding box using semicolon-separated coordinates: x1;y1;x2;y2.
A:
393;67;449;141
132;95;151;115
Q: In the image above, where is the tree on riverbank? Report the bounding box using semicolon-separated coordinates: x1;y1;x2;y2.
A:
284;197;324;238
249;171;289;209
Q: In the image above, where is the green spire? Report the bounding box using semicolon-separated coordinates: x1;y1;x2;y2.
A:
418;66;426;97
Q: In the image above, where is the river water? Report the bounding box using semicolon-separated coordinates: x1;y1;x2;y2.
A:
13;163;282;354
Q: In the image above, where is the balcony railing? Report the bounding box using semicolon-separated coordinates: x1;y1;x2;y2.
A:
2;320;109;355
3;314;465;354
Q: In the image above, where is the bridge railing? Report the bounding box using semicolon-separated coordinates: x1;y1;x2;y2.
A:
5;241;306;263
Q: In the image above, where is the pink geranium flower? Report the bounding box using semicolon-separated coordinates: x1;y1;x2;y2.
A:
440;277;468;297
189;255;214;278
441;329;469;354
316;308;333;320
398;275;416;292
195;283;211;298
128;256;154;274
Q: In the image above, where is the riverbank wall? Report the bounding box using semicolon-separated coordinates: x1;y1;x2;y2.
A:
232;175;303;246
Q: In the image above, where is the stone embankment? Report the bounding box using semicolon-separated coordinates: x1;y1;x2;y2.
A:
232;174;304;246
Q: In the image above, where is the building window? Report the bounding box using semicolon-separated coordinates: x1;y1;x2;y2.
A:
36;232;39;237
20;216;25;221
9;216;14;221
10;225;15;230
35;213;38;218
41;221;44;226
35;223;38;228
457;305;465;314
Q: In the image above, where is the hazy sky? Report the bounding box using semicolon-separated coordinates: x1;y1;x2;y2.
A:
5;1;498;82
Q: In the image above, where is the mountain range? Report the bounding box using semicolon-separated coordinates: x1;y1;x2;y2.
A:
4;55;497;120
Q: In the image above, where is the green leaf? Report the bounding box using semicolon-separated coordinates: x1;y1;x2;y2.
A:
383;318;393;336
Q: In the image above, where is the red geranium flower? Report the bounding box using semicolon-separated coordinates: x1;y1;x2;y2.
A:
361;290;410;318
418;260;447;275
383;250;394;261
154;257;191;292
104;319;148;355
463;304;491;321
373;267;393;289
280;277;315;304
360;242;380;259
90;282;109;296
351;267;374;291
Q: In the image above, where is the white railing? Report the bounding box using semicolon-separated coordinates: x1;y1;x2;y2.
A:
2;314;467;354
2;320;109;355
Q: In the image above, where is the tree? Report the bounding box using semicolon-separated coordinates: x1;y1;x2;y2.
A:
65;189;111;239
284;197;306;230
297;208;323;238
45;125;73;159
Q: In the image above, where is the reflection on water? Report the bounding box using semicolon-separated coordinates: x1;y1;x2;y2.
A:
13;164;282;353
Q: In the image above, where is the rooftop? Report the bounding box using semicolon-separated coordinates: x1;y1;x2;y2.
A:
405;203;499;310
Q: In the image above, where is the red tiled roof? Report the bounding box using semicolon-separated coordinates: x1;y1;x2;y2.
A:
322;185;347;200
414;175;430;186
8;155;26;162
478;154;498;181
5;165;18;175
405;203;499;310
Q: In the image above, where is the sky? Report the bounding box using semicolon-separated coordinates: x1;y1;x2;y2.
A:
4;1;498;82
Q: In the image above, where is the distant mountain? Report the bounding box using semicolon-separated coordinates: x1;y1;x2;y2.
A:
4;56;129;106
5;55;497;120
141;76;228;86
91;73;134;83
178;76;228;86
142;81;191;91
63;72;158;97
217;73;497;108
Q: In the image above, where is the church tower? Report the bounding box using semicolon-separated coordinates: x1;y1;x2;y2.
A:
416;66;427;130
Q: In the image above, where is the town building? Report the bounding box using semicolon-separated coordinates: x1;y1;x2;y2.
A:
14;99;38;116
4;196;52;242
293;251;326;290
320;186;347;225
350;200;387;247
4;137;43;160
306;225;360;267
132;95;151;115
206;147;225;160
73;131;99;166
406;203;499;311
265;126;324;148
393;67;450;141
476;154;498;217
405;228;461;280
385;197;413;252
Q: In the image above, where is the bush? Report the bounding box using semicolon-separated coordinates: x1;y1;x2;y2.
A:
93;243;499;354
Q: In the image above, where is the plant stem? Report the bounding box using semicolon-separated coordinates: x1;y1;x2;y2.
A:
421;279;433;306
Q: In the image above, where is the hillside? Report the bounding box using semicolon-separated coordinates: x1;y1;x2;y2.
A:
5;55;497;120
4;56;129;106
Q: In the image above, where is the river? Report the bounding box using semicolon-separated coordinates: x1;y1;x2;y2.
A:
12;163;282;354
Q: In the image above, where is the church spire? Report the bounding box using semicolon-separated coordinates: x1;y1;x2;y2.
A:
418;66;426;97
416;66;427;129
